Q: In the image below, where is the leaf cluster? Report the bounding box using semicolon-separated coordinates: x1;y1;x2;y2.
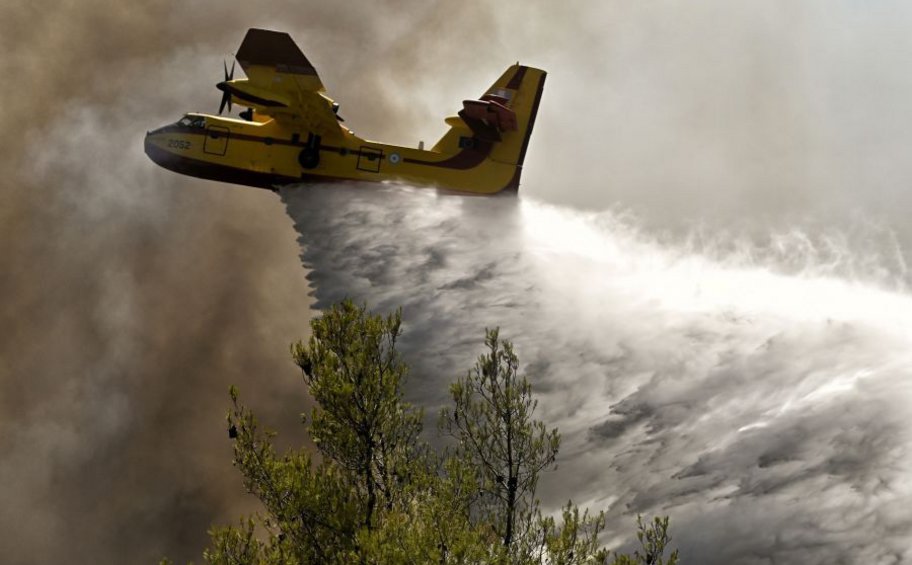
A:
187;300;678;565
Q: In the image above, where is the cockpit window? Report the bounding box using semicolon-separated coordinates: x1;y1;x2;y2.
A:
178;116;206;128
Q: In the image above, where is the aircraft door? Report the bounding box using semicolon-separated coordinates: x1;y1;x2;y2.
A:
204;125;230;156
357;146;383;173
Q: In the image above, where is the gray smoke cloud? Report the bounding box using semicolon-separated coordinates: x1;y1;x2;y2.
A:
0;3;319;564
0;2;508;563
506;1;912;233
4;1;912;564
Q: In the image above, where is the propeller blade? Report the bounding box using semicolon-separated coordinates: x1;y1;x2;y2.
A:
218;60;234;114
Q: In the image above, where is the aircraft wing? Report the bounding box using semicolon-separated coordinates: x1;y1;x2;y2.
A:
234;28;343;138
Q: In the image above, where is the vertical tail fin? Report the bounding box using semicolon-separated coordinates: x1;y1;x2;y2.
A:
433;64;547;192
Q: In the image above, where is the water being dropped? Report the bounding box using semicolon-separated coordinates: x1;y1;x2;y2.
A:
283;182;912;564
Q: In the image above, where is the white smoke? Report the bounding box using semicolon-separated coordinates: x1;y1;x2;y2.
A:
283;183;912;564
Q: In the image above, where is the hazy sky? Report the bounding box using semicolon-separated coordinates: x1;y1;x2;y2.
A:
2;1;912;563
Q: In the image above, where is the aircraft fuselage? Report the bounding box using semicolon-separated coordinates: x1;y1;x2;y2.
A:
144;112;527;194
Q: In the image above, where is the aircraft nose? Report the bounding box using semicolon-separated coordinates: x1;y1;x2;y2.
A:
144;130;178;170
143;133;156;160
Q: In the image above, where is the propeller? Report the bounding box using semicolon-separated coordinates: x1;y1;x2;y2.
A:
216;60;235;115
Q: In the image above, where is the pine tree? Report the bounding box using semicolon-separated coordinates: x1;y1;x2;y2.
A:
290;300;424;532
190;302;679;565
441;328;559;559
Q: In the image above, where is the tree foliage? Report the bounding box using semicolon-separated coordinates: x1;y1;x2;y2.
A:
189;300;679;565
441;328;561;559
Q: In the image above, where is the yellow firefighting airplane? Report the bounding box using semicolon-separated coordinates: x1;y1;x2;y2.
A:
144;28;546;194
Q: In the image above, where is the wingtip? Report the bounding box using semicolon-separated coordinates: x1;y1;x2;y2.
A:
236;28;317;77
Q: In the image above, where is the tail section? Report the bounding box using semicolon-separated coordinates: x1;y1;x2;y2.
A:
433;64;547;191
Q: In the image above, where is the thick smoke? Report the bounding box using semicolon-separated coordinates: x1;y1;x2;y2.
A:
283;184;912;564
0;2;508;563
0;3;317;564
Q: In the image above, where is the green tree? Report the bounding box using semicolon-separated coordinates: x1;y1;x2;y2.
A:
290;300;424;532
441;328;560;559
612;516;679;565
190;301;678;565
